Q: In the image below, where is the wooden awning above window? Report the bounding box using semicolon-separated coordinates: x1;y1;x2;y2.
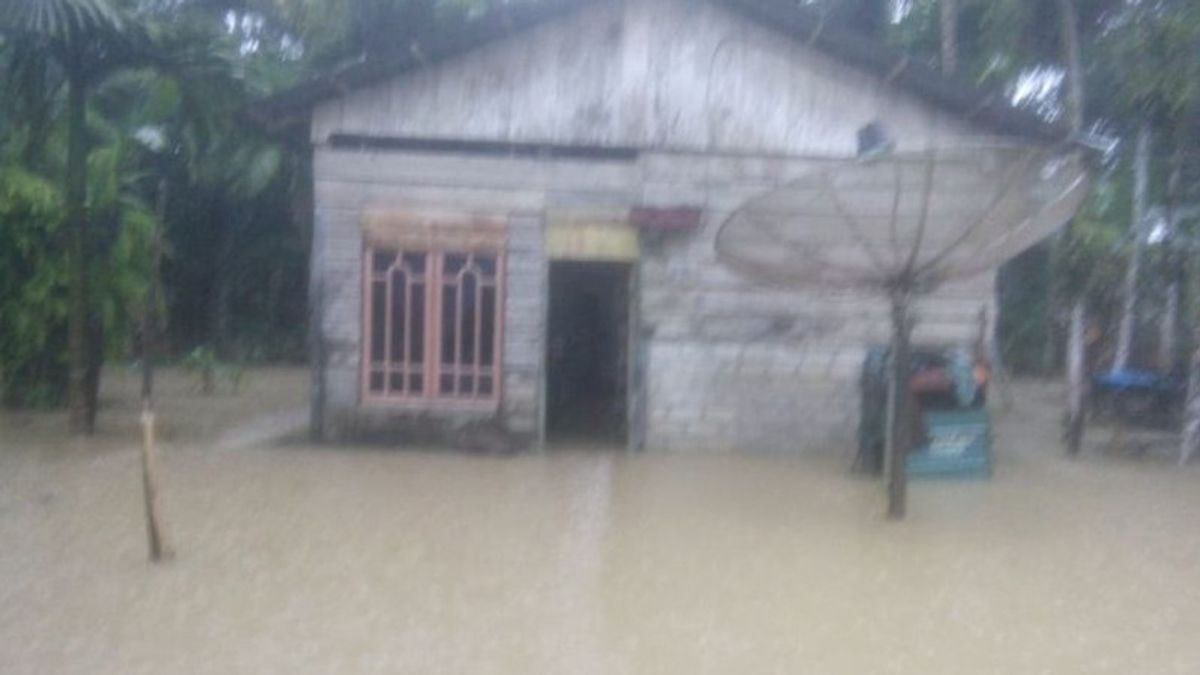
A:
362;209;507;251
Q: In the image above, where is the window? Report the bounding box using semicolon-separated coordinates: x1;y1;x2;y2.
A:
364;248;502;404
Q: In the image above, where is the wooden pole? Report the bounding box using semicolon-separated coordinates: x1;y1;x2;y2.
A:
141;178;173;562
140;408;172;560
887;287;913;520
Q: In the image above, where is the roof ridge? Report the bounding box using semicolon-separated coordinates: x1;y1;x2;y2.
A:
256;0;1065;142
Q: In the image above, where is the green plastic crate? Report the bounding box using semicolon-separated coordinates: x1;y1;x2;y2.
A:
907;408;992;479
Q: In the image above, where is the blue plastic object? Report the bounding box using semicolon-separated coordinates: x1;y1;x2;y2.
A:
1091;367;1184;428
1094;368;1171;391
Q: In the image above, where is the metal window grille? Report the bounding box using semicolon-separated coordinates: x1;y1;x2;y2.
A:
363;248;503;405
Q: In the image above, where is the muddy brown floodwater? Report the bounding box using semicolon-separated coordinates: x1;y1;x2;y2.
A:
2;368;1200;674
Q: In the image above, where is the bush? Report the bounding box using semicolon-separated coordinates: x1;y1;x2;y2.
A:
183;346;245;394
0;167;68;407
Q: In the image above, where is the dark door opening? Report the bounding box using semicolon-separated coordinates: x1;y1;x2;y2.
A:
546;261;631;444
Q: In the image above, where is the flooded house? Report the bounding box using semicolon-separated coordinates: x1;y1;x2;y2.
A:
261;0;1066;452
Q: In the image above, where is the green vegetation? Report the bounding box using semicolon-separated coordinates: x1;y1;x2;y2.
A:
1;0;308;422
2;0;1200;440
0;167;67;407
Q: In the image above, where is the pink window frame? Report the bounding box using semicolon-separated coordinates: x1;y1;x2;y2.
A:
361;246;505;409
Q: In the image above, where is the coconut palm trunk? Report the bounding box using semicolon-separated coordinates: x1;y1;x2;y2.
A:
1182;339;1200;465
2;0;138;433
1058;0;1088;456
1114;123;1152;372
1160;151;1184;371
940;0;958;76
1170;141;1200;464
65;73;92;433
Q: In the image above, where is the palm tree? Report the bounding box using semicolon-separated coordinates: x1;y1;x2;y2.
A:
940;0;958;75
0;0;142;433
1058;0;1087;456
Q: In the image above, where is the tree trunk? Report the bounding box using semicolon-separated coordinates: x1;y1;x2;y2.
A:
940;0;958;76
1057;0;1085;135
267;262;284;338
142;179;173;561
1181;344;1200;466
1043;0;1085;380
1160;149;1183;371
294;143;322;439
1041;285;1059;374
65;76;92;435
19;54;52;170
1066;300;1086;455
212;275;230;355
309;277;327;441
84;314;103;431
210;200;231;358
1058;0;1087;456
1161;280;1179;371
887;289;913;520
1166;132;1198;465
1114;122;1151;371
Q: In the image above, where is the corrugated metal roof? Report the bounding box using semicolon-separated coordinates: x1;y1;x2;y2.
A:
255;0;1066;142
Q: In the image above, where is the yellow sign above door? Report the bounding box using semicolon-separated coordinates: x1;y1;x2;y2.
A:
545;210;639;262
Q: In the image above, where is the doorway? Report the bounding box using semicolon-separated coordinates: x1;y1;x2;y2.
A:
546;261;631;445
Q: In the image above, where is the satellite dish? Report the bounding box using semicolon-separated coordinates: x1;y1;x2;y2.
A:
714;144;1088;519
716;145;1088;293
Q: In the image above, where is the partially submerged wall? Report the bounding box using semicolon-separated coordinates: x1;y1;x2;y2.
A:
636;153;994;453
310;146;995;452
310;148;640;447
307;0;1013;452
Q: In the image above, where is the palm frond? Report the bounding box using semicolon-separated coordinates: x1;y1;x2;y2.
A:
0;0;125;41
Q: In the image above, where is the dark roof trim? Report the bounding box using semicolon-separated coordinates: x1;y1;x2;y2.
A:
256;0;1066;142
329;133;640;161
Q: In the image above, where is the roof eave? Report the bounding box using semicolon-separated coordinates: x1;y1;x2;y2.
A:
254;0;1068;144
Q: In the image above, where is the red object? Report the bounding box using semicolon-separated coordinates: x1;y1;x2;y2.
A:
910;368;953;394
630;206;702;231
